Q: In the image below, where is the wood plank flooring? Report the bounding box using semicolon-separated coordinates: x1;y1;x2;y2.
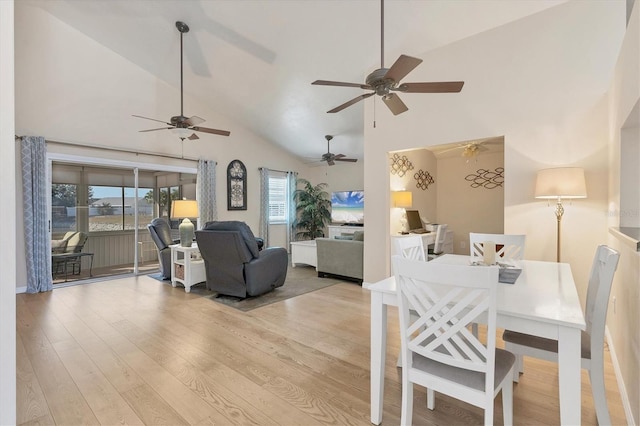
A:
17;270;627;425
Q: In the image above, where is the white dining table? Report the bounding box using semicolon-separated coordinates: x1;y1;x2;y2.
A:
364;254;586;425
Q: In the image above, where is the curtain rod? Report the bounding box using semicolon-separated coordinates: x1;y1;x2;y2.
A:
17;136;211;163
259;167;297;174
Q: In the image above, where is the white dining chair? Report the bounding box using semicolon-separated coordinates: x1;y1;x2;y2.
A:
427;224;448;261
469;233;526;264
502;245;619;426
393;235;426;263
392;255;515;426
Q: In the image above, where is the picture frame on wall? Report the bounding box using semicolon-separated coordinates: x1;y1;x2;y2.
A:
227;159;247;210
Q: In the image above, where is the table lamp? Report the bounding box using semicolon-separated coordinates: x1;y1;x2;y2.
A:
535;167;587;262
392;191;413;232
171;199;199;247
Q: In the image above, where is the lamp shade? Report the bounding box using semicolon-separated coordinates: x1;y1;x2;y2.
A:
171;199;199;218
535;167;587;199
392;191;413;208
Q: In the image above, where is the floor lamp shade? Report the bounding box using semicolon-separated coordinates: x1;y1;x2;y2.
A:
535;167;587;200
171;200;199;247
535;167;586;262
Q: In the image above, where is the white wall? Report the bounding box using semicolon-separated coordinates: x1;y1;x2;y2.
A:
436;150;504;254
13;4;359;284
0;1;16;423
607;1;640;422
363;1;625;303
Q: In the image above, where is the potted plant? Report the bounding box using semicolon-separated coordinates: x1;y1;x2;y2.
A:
294;178;331;240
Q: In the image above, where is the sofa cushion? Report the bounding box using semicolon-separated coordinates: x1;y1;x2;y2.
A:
204;221;260;258
334;235;353;240
353;231;364;241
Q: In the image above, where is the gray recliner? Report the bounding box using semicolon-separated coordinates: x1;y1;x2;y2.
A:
195;221;288;298
147;218;177;279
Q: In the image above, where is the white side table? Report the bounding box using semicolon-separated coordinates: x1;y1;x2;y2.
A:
290;240;317;268
170;243;206;293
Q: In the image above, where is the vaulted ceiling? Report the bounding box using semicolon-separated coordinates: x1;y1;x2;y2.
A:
24;0;567;163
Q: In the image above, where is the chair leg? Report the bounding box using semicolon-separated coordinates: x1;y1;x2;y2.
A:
589;365;611;425
427;388;435;410
400;378;413;426
504;342;523;382
484;398;494;426
502;375;514;425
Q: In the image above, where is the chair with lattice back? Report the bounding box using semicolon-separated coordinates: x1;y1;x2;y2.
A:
502;245;619;425
427;224;449;261
469;233;526;264
392;255;515;425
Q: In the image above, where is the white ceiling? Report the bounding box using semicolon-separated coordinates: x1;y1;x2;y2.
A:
24;0;566;163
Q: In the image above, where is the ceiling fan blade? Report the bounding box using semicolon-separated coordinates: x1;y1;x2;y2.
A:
185;116;205;126
382;93;408;115
312;80;372;90
190;126;231;137
132;114;172;125
395;81;465;93
384;55;423;83
335;158;358;162
334;154;346;159
187;133;199;140
328;92;375;113
139;127;174;133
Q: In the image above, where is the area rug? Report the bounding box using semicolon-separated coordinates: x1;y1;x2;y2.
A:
207;265;342;312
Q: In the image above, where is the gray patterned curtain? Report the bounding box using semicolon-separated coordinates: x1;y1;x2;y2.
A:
196;160;217;228
259;167;269;245
20;136;52;293
287;171;297;245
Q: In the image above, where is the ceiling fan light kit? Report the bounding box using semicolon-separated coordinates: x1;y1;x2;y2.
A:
312;0;464;116
133;21;230;140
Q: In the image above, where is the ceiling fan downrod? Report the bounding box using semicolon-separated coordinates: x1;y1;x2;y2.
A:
176;21;189;120
380;0;384;69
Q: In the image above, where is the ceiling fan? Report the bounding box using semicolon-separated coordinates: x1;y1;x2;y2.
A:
312;0;464;116
437;139;502;159
318;135;358;166
133;21;230;140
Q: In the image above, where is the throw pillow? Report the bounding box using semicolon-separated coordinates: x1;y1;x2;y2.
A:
353;231;364;241
334;235;353;240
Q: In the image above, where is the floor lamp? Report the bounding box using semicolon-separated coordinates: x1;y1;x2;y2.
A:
535;167;587;262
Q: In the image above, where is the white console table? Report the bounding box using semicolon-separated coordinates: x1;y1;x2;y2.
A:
327;225;364;239
170;244;206;293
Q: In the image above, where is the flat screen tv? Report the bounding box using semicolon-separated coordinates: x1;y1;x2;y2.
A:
330;190;364;225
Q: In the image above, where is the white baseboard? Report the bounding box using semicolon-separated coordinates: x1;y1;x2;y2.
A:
16;286;26;294
606;326;636;425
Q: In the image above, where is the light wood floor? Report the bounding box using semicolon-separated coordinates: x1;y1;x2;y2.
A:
17;272;627;425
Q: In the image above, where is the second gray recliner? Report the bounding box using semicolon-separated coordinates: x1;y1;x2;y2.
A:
195;221;287;298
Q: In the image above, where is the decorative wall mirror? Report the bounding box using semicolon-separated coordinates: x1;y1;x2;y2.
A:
227;159;247;210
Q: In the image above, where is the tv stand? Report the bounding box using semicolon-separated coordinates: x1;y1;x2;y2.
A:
328;224;364;239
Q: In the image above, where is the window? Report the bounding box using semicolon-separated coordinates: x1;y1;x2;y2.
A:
51;183;78;235
268;175;288;223
88;185;153;231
